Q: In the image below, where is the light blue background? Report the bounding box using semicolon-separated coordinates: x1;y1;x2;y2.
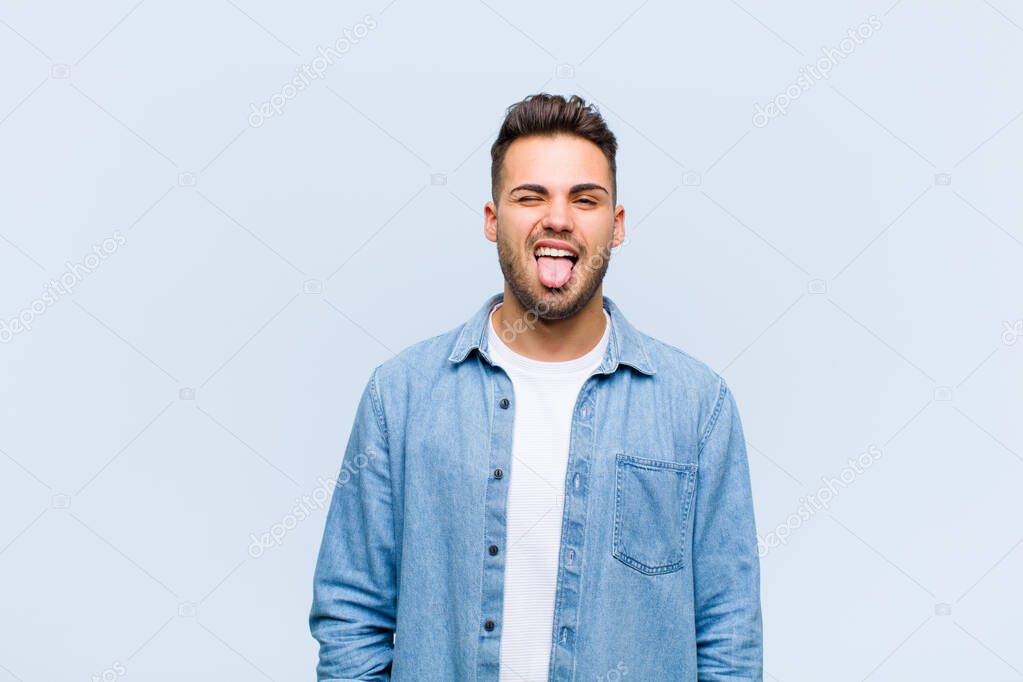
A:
1;1;1021;680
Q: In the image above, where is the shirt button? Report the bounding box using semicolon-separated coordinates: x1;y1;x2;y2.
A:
499;398;510;409
580;406;589;418
484;619;495;631
493;468;504;479
567;549;575;565
488;544;499;556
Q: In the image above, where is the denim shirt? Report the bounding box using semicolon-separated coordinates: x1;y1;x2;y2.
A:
310;292;763;682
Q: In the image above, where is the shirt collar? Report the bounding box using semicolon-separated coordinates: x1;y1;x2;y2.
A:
447;292;656;376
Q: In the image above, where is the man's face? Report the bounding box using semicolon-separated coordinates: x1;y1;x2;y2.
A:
484;133;625;320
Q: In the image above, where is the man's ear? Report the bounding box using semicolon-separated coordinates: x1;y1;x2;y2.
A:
611;204;625;248
484;200;498;243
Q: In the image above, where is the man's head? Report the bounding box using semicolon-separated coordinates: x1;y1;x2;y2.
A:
484;93;625;321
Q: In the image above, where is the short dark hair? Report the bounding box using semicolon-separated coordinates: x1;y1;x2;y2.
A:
490;93;618;205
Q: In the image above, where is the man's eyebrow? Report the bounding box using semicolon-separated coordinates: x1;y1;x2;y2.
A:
509;183;609;195
569;183;609;195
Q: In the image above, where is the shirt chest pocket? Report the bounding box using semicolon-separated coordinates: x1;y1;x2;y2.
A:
612;453;698;575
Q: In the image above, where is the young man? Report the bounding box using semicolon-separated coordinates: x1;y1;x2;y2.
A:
310;93;763;681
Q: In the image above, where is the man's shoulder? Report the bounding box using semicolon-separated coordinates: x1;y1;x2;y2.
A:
638;333;737;443
369;321;465;388
641;333;724;390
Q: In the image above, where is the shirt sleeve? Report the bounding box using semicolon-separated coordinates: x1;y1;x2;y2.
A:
310;367;397;682
692;377;764;681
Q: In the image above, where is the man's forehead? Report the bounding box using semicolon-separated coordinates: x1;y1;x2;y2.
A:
502;135;611;186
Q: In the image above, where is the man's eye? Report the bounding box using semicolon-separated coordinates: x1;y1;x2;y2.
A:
576;198;597;205
518;196;541;202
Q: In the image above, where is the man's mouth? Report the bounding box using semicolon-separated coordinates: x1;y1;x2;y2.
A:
533;246;578;289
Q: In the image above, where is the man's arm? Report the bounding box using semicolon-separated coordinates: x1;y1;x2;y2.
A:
310;367;397;682
692;378;763;681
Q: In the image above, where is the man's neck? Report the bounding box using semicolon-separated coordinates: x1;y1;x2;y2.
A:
492;285;607;362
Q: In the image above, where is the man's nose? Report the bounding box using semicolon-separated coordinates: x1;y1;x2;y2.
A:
540;197;572;231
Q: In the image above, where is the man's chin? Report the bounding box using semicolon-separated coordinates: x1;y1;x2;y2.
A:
517;281;592;321
499;253;604;321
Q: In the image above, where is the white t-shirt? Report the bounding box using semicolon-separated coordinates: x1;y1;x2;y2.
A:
486;301;611;682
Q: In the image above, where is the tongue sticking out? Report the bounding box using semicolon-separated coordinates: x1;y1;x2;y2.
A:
536;256;574;288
